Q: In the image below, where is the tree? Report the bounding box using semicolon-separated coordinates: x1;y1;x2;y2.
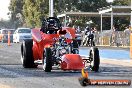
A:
23;0;49;28
8;0;131;29
112;0;131;31
52;0;110;29
8;0;24;28
113;0;130;5
55;0;131;30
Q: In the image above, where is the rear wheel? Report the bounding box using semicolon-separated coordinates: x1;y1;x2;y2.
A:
21;39;37;68
43;48;52;72
89;47;100;72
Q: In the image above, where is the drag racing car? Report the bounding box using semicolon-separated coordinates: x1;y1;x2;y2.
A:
21;17;100;72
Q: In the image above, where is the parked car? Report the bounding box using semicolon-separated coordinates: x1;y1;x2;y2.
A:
0;29;15;43
13;28;32;43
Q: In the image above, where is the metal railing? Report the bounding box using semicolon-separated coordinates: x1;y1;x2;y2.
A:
81;30;130;47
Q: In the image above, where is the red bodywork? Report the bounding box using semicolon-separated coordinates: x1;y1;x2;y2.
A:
31;27;84;70
61;54;84;70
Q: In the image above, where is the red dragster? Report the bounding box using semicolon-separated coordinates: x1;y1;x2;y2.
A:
21;17;100;72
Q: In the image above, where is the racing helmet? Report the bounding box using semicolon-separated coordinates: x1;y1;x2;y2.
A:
47;19;56;29
46;17;62;34
46;17;61;29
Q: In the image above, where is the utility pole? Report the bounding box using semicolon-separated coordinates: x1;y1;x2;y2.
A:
130;0;132;58
131;0;132;30
49;0;54;17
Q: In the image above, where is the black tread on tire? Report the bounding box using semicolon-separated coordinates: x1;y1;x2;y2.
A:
21;39;37;68
89;47;100;72
43;48;52;72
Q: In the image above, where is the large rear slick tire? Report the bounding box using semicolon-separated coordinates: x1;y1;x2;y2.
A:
43;48;52;72
21;39;37;68
89;47;100;72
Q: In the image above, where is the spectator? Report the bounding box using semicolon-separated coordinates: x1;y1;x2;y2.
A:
87;28;95;46
82;26;95;46
81;26;90;46
110;26;118;46
124;26;131;46
93;27;99;45
76;26;81;33
124;26;131;35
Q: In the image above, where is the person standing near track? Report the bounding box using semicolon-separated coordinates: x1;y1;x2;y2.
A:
82;26;95;46
110;26;118;46
81;26;90;46
124;26;131;46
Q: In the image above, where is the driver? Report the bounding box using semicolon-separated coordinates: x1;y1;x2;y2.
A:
40;17;62;34
46;17;62;34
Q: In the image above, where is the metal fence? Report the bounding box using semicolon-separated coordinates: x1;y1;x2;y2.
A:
81;30;130;47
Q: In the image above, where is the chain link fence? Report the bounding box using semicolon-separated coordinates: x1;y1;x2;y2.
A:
81;30;130;47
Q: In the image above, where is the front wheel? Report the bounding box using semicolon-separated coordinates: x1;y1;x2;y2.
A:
89;47;100;72
21;39;37;68
43;48;52;72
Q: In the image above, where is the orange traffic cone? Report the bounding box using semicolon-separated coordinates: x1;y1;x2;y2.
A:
81;69;88;78
8;31;11;46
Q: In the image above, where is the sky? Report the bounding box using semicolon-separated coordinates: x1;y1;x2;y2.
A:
0;0;10;20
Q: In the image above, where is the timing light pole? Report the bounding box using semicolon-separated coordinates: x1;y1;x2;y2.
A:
49;0;54;17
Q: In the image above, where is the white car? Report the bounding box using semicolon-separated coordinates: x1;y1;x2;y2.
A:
13;28;32;43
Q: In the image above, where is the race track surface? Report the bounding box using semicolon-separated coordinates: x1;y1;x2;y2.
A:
0;43;131;88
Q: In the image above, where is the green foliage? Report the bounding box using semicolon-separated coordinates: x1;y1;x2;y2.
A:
9;0;24;21
113;0;130;5
8;0;49;28
8;0;24;28
23;0;49;28
60;0;131;31
75;0;108;12
112;0;131;31
8;0;131;29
